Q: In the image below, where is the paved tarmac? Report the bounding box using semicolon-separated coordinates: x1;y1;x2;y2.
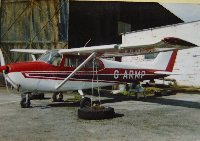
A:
0;88;200;141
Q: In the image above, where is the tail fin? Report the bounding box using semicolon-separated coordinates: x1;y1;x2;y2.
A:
152;50;178;72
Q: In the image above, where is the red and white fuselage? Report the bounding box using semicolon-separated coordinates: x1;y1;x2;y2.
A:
1;37;196;93
2;50;177;93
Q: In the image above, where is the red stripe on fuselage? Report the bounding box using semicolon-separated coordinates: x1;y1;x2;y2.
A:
21;68;165;83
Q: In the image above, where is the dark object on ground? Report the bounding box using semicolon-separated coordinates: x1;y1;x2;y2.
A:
154;90;176;97
48;101;80;107
30;93;45;100
78;107;115;120
166;90;176;95
154;91;162;97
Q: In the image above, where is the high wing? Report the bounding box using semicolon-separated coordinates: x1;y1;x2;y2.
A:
10;49;47;61
10;49;47;54
58;37;197;57
10;37;197;57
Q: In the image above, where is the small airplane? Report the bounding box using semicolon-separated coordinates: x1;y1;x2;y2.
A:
0;37;197;108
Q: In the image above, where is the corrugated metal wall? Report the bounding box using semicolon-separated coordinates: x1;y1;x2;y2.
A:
0;0;69;63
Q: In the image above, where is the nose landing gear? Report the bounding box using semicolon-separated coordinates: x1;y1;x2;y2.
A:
20;92;31;108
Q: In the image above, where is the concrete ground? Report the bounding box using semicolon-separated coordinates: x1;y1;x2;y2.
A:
0;88;200;141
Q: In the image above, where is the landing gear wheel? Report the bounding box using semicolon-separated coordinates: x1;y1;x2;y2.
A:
78;107;115;120
20;93;31;108
80;97;91;108
58;93;63;101
52;92;63;102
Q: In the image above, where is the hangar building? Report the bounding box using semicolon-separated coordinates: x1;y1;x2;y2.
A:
0;0;182;63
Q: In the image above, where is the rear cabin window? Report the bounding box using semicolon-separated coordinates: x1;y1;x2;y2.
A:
64;57;99;69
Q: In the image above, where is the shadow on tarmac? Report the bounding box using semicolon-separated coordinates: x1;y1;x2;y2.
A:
33;91;200;110
89;91;200;109
141;97;200;109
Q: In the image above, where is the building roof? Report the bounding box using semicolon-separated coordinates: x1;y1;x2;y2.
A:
73;0;200;4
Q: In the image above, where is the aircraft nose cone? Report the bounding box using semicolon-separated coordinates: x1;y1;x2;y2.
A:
0;66;6;72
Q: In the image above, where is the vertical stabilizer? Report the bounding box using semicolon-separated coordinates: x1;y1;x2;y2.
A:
152;50;178;72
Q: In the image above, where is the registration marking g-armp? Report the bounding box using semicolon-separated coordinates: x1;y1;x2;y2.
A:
114;70;146;79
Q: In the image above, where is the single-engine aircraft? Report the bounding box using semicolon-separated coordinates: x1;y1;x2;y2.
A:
0;37;197;108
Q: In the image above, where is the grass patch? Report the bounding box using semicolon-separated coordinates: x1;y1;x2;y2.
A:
119;87;163;96
65;95;82;102
119;91;130;96
145;87;162;95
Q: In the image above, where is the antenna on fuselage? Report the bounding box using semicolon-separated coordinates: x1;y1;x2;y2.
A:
84;38;91;47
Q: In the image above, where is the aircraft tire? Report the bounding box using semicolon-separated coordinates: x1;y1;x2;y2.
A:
80;97;91;108
78;107;115;120
58;93;64;102
52;92;63;102
20;97;31;108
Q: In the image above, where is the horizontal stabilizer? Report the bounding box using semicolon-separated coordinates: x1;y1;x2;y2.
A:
154;71;182;75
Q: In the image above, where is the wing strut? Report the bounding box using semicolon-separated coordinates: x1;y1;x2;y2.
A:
55;52;96;90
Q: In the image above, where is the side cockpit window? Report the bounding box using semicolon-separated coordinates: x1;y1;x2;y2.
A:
64;58;78;67
38;51;62;66
51;56;62;66
84;60;100;69
38;51;51;62
67;58;84;67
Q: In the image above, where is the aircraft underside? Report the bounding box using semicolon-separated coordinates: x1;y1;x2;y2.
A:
7;72;117;92
7;71;162;92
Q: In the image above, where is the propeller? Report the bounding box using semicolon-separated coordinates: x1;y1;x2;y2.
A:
0;66;6;72
0;49;19;97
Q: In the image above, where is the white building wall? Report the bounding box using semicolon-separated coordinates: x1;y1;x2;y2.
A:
122;21;200;87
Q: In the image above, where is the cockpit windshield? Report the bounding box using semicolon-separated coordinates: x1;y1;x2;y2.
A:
38;51;62;66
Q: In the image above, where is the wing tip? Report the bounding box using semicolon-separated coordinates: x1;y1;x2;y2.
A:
163;37;197;47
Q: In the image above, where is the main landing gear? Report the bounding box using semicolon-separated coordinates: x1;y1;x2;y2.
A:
77;90;115;120
78;90;91;108
20;91;91;108
80;97;91;108
52;92;64;102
